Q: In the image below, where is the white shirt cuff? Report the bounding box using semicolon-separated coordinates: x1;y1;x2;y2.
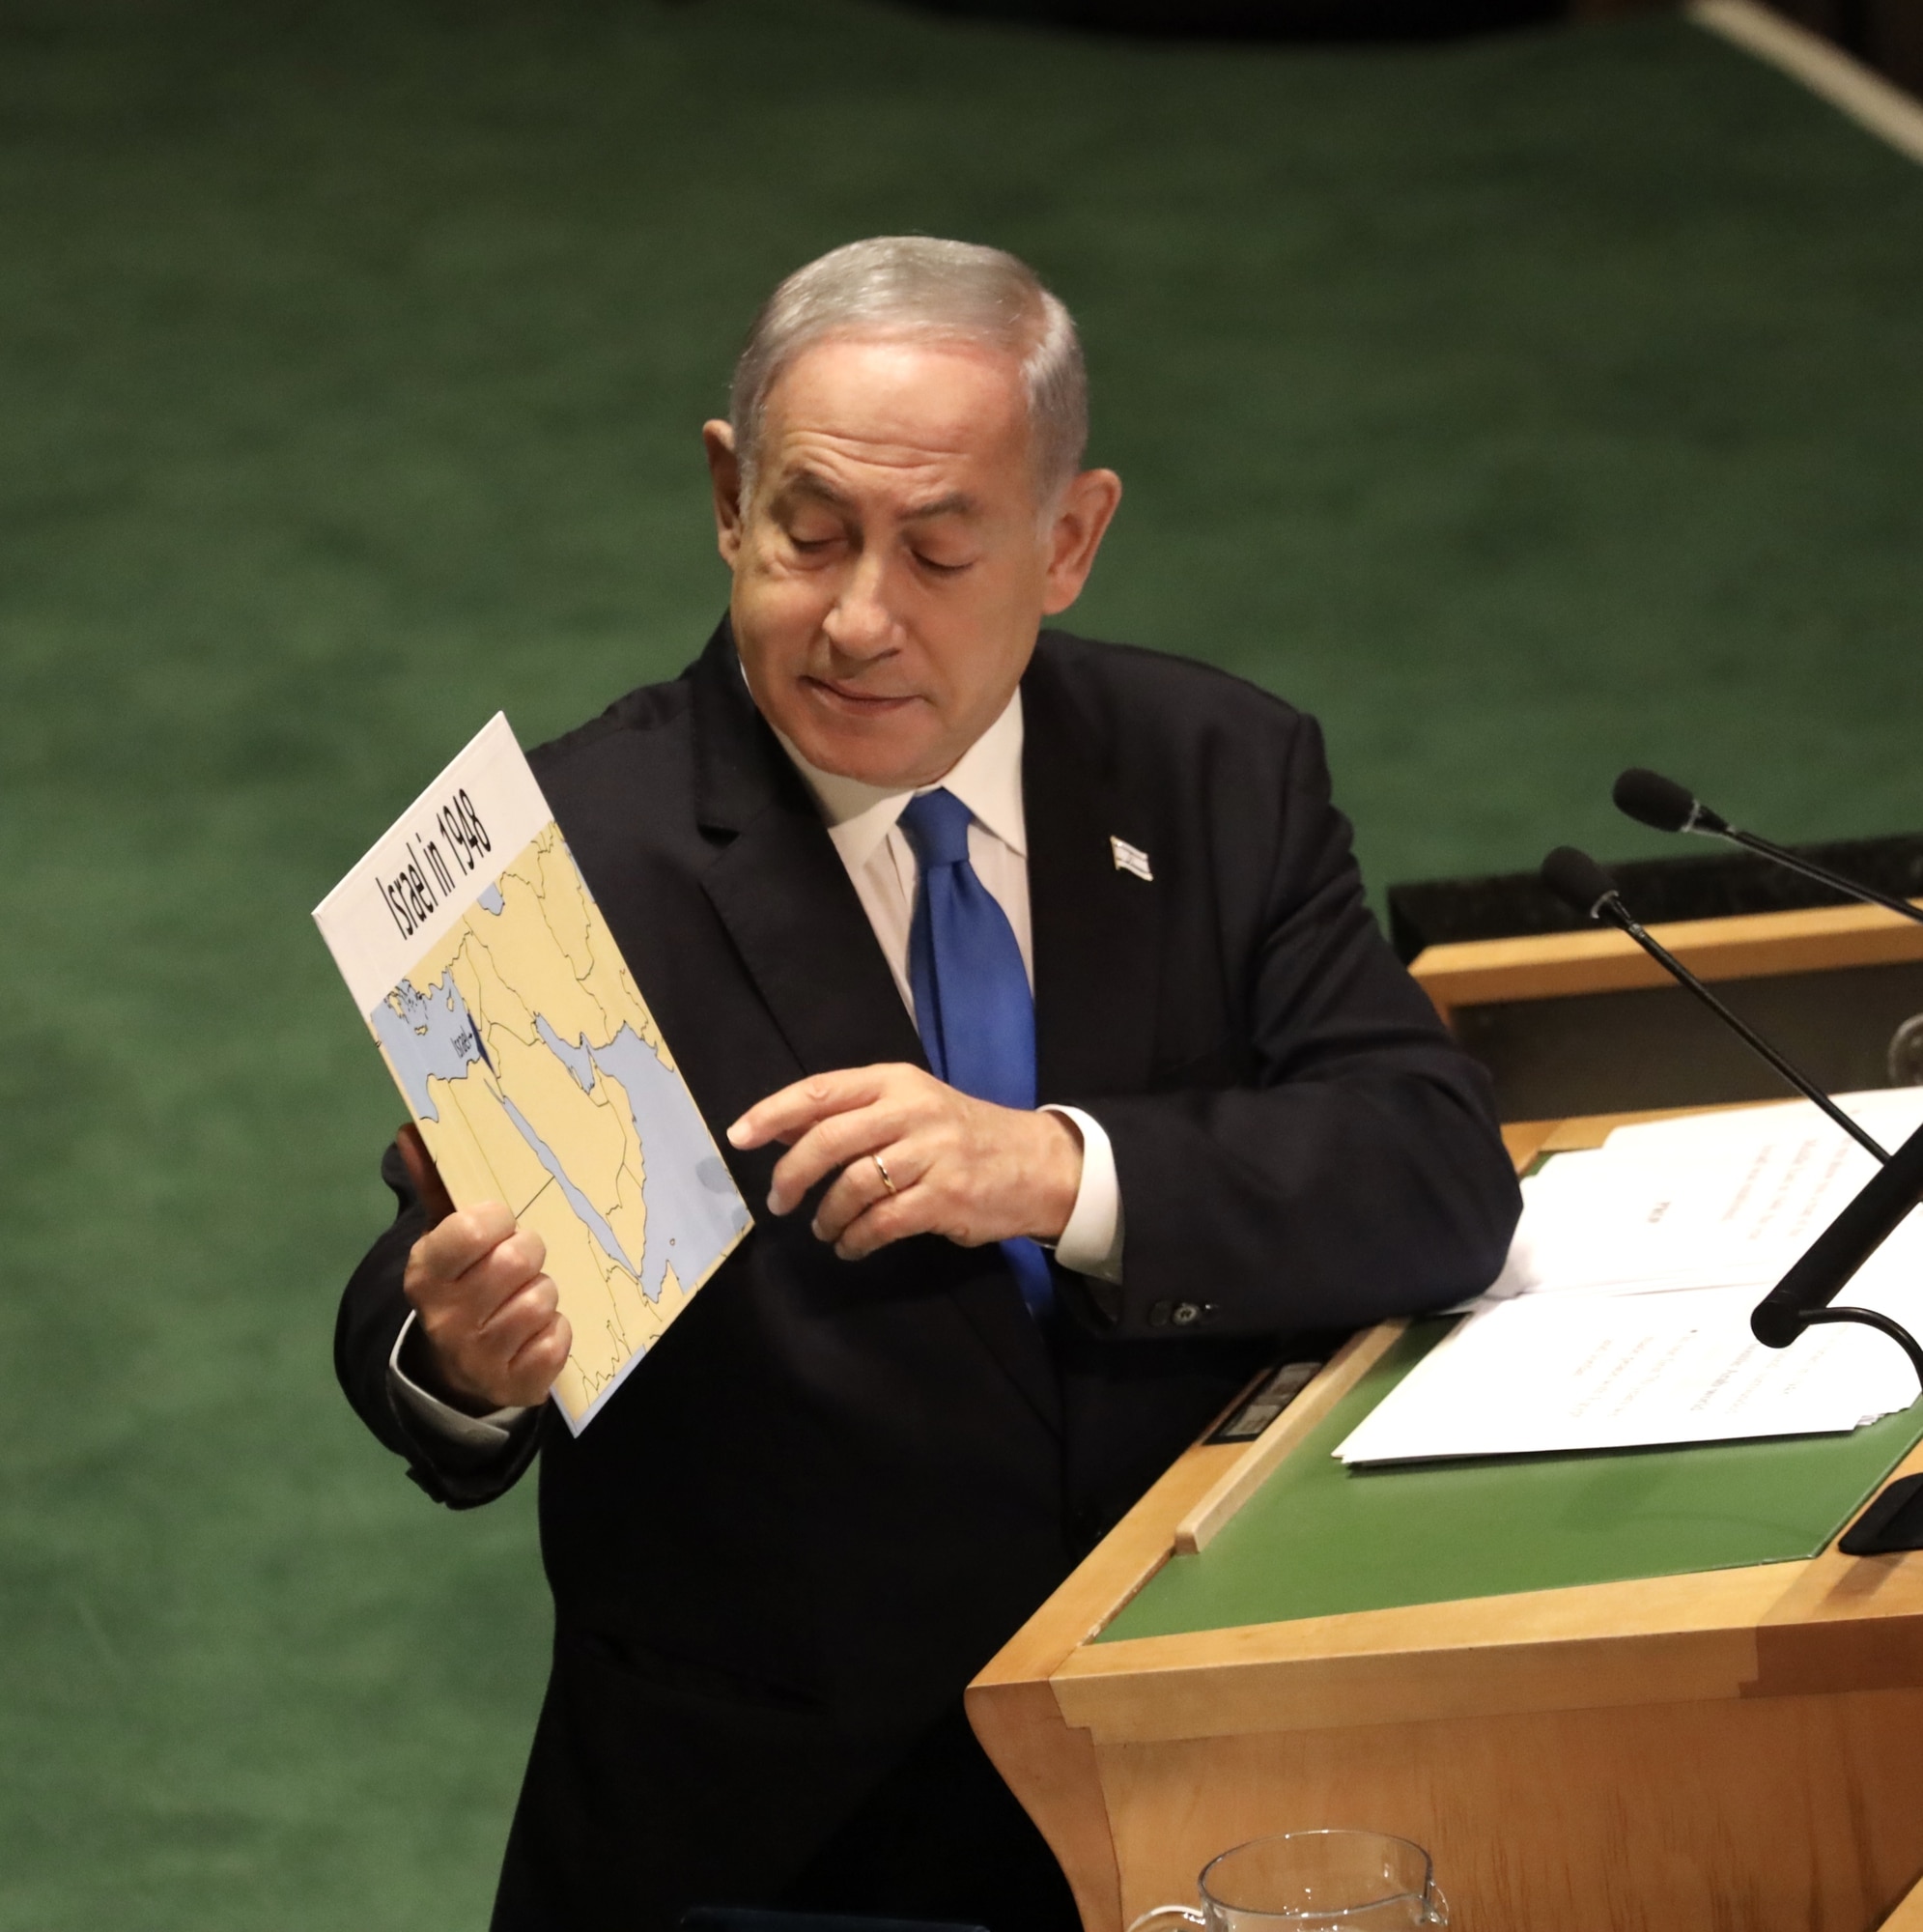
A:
387;1309;531;1451
1042;1105;1124;1284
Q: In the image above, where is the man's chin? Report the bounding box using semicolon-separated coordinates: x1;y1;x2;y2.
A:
786;698;951;790
797;730;947;789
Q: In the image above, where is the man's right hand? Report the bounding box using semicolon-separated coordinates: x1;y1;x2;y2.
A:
396;1124;573;1413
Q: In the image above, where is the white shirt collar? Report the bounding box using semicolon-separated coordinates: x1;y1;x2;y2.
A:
771;687;1028;873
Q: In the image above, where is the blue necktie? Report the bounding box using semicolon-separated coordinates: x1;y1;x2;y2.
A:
898;788;1055;1321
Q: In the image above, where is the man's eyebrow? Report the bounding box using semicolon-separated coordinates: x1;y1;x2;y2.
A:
778;471;857;512
772;472;978;522
899;492;978;522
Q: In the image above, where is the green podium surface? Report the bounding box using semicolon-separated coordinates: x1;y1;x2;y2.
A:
1103;1318;1923;1644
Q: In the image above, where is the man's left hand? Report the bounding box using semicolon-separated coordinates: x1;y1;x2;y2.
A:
727;1065;1083;1261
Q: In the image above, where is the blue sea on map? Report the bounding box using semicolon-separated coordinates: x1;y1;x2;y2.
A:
534;1015;596;1093
589;1025;751;1302
373;976;747;1305
477;883;506;916
370;976;485;1122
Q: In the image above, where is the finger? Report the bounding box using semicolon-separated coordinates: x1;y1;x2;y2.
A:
459;1284;560;1387
477;1268;560;1341
832;1190;926;1262
427;1274;558;1403
726;1066;893;1151
397;1122;456;1224
768;1097;919;1213
458;1229;550;1321
834;1151;1008;1259
409;1219;543;1335
811;1149;909;1244
408;1201;520;1294
501;1313;573;1407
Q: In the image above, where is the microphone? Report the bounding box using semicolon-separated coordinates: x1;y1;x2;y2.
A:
1613;768;1923;928
1542;844;1923;1455
1540;845;1891;1165
1762;1126;1923;1548
1752;1121;1923;1380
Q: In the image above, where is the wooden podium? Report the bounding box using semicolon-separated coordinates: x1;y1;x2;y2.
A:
1405;899;1923;1120
967;1113;1923;1932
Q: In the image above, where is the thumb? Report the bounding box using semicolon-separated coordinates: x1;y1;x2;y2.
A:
396;1122;456;1226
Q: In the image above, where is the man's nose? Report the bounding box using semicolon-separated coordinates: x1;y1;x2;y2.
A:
822;549;899;659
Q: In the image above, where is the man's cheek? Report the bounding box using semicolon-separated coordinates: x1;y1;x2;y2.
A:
737;578;825;660
758;553;838;615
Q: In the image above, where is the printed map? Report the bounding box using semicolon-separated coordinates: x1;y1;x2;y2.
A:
368;825;750;1429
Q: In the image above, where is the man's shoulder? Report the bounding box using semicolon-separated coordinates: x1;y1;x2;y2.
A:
519;627;737;826
528;668;696;774
1030;629;1311;753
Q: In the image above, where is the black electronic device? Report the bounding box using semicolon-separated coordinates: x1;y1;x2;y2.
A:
1839;1472;1923;1555
1752;1118;1923;1379
1612;769;1923;928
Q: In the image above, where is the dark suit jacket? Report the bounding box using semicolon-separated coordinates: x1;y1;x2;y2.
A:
336;620;1520;1927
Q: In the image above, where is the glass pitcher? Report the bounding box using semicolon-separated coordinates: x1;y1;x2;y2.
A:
1126;1829;1448;1931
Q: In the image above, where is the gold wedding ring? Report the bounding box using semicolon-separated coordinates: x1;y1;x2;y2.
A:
872;1152;898;1196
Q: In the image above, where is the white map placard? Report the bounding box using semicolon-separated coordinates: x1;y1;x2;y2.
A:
315;714;750;1433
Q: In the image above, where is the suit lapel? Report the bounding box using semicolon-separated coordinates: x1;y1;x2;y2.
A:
689;625;1061;1435
1024;639;1162;1106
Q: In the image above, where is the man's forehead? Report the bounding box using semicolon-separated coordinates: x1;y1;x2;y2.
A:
760;336;1028;460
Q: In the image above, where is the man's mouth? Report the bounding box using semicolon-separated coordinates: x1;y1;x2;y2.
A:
804;675;919;714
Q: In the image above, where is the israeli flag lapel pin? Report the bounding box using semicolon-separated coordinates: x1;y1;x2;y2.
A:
1110;836;1153;882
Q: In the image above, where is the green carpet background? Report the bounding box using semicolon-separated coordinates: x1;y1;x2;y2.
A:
4;1;1922;1924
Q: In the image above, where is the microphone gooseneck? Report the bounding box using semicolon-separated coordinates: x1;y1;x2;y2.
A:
1611;768;1923;928
1754;1127;1923;1343
1753;1121;1923;1390
1542;842;1923;1391
1538;846;1891;1166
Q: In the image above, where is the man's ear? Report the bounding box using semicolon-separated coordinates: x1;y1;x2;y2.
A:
703;420;746;568
1040;468;1123;616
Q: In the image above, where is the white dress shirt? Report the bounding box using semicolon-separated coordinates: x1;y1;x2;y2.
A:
773;688;1123;1281
390;684;1123;1448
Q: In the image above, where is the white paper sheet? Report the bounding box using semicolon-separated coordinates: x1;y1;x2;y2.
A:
1486;1090;1923;1303
1336;1283;1922;1464
1337;1089;1923;1464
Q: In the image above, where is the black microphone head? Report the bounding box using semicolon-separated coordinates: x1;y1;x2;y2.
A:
1613;767;1729;836
1541;845;1622;922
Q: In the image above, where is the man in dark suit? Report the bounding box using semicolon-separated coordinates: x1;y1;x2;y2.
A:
335;238;1521;1932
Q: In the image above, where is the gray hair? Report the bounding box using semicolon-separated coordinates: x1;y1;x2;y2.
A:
728;236;1088;507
